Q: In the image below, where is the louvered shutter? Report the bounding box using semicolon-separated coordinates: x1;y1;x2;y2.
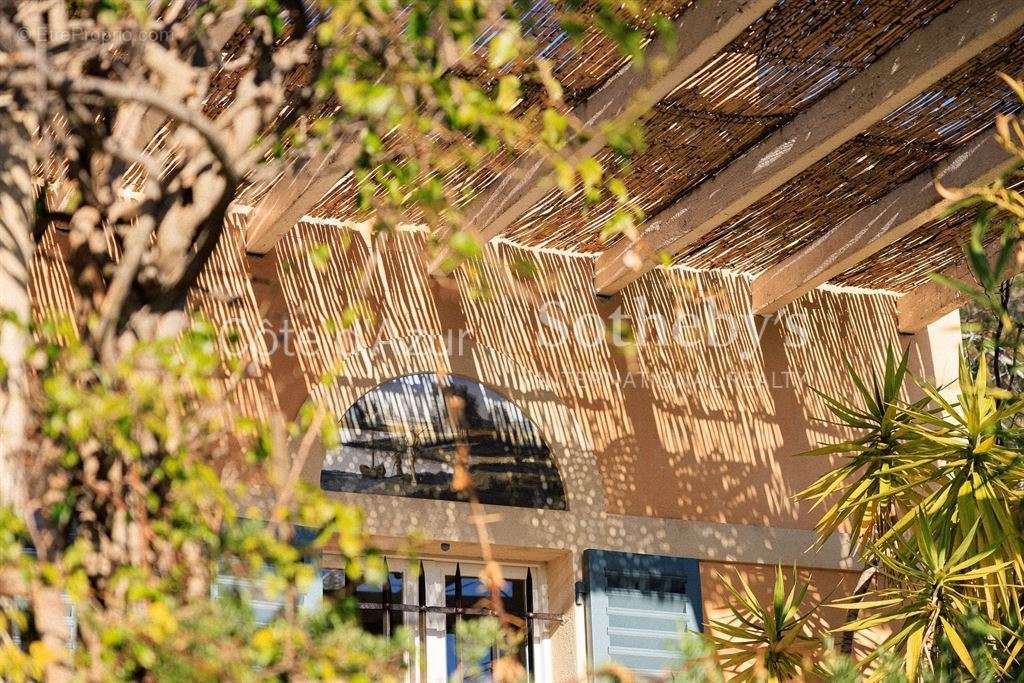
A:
583;550;702;678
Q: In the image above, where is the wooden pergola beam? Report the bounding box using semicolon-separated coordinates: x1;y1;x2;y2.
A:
750;134;1016;315
243;142;361;254
444;0;775;254
594;0;1024;296
898;243;1023;333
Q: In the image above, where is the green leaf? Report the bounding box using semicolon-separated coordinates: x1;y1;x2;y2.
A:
535;58;563;103
940;617;976;675
600;211;635;242
577;157;603;199
488;25;521;69
607;178;628;201
495;75;520;112
928;273;986;306
553;160;575;194
308;243;331;271
449;232;482;261
905;627;924;680
541;109;569;149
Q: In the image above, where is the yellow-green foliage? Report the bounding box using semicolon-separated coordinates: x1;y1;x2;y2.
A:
0;319;407;681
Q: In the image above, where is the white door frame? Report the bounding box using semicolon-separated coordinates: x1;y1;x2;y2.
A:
372;557;423;682
383;557;551;683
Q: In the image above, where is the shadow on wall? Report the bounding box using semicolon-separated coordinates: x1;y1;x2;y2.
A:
25;215;905;533
23;220;868;571
190;213;281;423
28;219;281;425
275;221;449;420
266;223;902;531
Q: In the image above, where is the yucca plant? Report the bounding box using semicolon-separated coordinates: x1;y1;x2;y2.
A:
709;567;823;682
796;347;931;653
877;357;1024;620
797;346;928;557
835;514;1010;681
697;78;1024;681
931;610;1004;682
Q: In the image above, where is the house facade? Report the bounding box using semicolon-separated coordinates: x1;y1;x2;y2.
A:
26;0;1024;677
97;215;958;678
30;218;963;678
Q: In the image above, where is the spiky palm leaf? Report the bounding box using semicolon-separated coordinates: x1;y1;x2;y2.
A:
709;567;822;682
834;514;1011;681
797;347;929;557
875;357;1024;620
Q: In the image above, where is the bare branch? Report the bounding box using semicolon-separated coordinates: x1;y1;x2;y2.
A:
44;73;239;189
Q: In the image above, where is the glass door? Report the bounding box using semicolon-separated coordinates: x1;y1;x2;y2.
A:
443;563;529;680
323;557;554;683
322;558;423;679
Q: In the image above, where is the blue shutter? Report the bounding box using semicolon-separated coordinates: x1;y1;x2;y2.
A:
583;550;703;678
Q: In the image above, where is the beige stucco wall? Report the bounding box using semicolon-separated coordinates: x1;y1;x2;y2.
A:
265;223;950;676
270;224;920;530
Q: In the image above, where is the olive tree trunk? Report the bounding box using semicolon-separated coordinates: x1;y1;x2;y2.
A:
0;114;37;513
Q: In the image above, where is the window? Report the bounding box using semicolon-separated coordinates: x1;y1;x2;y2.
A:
9;547;75;651
212;567;322;626
583;550;703;679
324;558;556;682
323;567;408;637
8;594;76;652
443;566;530;679
212;523;323;626
321;373;567;510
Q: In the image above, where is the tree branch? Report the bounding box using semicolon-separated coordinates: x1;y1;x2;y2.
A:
45;73;240;190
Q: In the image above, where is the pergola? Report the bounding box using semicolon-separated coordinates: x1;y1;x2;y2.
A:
201;0;1024;339
34;0;1024;354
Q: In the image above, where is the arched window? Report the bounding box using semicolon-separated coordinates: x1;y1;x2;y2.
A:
321;373;567;510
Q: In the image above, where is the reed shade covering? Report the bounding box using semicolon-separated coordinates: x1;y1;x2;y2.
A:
499;0;962;252
298;0;1024;296
130;1;1024;295
676;25;1024;287
837;175;1024;293
278;0;968;249
286;0;697;226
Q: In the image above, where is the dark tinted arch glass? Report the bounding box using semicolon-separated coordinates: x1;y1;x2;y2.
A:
321;373;567;510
